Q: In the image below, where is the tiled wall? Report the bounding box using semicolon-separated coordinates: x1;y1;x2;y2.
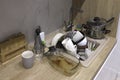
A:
0;0;72;42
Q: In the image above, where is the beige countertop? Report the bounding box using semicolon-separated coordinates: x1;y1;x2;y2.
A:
0;30;116;80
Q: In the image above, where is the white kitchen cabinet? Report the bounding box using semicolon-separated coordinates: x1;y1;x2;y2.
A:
94;15;120;80
94;41;120;80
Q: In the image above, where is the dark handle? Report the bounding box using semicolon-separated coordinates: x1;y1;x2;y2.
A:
94;17;100;22
106;17;115;24
82;24;88;29
103;30;111;34
35;26;41;35
49;46;56;52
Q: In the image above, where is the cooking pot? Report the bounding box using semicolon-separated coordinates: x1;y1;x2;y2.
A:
83;17;114;39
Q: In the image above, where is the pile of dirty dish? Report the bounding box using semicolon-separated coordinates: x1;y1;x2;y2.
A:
44;30;100;76
47;30;88;61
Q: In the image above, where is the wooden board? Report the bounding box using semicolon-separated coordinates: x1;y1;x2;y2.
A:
0;33;27;63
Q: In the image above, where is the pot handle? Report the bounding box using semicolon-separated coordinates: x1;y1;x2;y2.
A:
106;17;115;24
82;24;88;29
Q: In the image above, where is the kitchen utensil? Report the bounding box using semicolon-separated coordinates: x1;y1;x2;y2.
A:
87;40;100;51
34;26;42;54
34;26;44;60
72;31;84;42
40;32;45;45
77;37;87;46
62;38;78;57
83;17;114;39
44;46;57;56
78;52;88;61
64;21;73;31
21;50;35;69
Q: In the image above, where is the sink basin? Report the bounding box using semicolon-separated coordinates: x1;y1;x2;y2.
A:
80;37;110;67
45;29;110;68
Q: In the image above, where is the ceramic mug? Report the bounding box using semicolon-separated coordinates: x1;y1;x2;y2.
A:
21;50;35;69
62;38;77;56
72;31;84;42
77;37;87;46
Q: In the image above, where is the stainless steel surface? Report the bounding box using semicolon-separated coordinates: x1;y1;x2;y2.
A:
84;17;114;39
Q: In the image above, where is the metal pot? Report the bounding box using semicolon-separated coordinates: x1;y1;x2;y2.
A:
83;17;114;39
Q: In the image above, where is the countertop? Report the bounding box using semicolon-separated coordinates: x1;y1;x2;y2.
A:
0;29;116;80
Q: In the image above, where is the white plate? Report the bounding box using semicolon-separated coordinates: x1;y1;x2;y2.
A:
51;33;64;46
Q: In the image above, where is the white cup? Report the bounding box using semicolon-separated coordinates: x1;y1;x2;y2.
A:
77;37;87;46
62;38;77;56
72;31;84;42
21;50;35;69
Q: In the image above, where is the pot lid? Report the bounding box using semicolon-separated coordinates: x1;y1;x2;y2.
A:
87;17;106;26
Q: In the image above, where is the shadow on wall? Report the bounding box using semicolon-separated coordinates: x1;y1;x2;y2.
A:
0;0;72;43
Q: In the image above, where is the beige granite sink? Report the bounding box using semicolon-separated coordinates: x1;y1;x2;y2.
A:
80;37;110;67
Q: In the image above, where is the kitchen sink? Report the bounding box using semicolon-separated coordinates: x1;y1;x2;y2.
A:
80;37;110;67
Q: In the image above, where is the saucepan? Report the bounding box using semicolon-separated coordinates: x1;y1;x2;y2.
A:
83;17;115;39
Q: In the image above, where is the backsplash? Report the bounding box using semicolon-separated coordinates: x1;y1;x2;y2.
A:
0;0;72;42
